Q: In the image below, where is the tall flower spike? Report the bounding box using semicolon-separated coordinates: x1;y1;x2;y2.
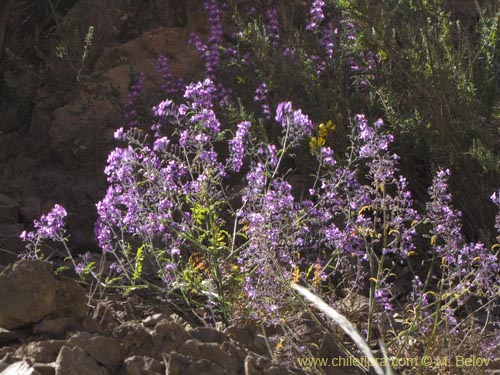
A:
228;121;251;172
426;169;463;259
266;8;280;46
306;0;325;31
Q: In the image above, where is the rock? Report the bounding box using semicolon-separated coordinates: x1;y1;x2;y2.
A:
0;223;24;264
179;339;241;373
0;205;17;224
166;352;231;375
0;361;42;375
0;328;24;345
15;341;64;363
33;318;79;337
53;276;88;320
0;355;9;372
81;317;103;334
220;341;246;366
244;354;272;375
113;322;153;356
0;260;56;329
264;365;303;375
55;346;109;375
141;313;169;328
188;327;228;344
123;355;165;375
66;332;124;370
152;320;191;357
0;194;19;208
32;363;55;375
225;324;269;356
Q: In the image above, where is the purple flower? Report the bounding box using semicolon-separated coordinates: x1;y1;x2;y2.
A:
306;0;325;31
254;82;271;119
228;121;251;172
20;204;68;258
153;99;173;118
244;162;267;199
319;147;336;166
189;0;223;79
320;25;337;59
275;102;313;145
123;72;145;128
109;262;123;274
266;8;280;46
183;79;216;110
31;204;68;241
426;169;463;257
153;137;170;153
491;191;500;233
156;55;185;96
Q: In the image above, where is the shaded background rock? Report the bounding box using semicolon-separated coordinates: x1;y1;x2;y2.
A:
0;0;206;261
0;260;56;329
0;260;87;330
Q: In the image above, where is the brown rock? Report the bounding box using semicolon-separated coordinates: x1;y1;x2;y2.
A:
189;327;228;344
166;352;231;375
123;355;165;375
15;340;64;363
67;332;124;370
55;346;108;375
178;339;245;374
32;363;55;375
53;276;88;320
0;328;24;345
225;325;268;356
152;320;191;356
81;317;103;334
141;313;169;328
244;354;271;375
33;318;79;337
113;322;153;356
220;341;246;367
0;260;56;329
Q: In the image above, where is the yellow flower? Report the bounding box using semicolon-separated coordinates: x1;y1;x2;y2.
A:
309;136;325;153
310;120;335;154
319;120;336;137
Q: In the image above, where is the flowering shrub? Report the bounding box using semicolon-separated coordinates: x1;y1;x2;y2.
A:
18;0;500;372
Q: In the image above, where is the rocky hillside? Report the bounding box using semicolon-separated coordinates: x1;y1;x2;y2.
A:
0;260;362;375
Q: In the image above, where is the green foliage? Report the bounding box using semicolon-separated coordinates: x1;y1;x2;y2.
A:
337;0;500;239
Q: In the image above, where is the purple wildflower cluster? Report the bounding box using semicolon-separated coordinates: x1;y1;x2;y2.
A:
156;54;185;97
306;0;325;31
426;169;463;258
19;204;68;259
238;173;316;321
15;3;500;363
20;204;67;243
123;72;145;128
320;24;336;59
425;170;500;306
275;101;313;146
95;78;225;280
254;82;271;119
265;8;280;47
491;190;500;234
228;121;251;172
190;0;223;80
